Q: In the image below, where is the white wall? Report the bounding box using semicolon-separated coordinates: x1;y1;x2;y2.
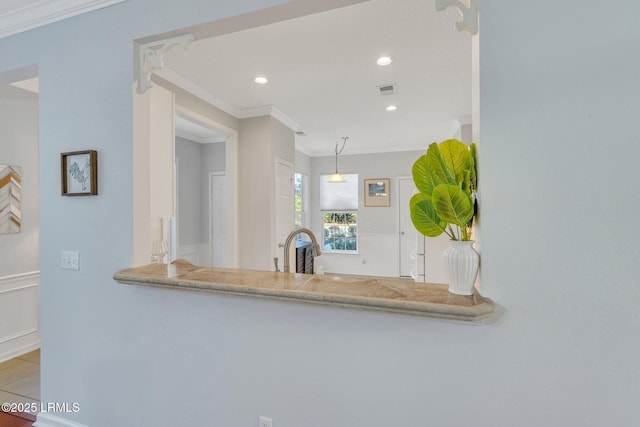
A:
238;115;295;270
1;1;638;426
0;85;39;276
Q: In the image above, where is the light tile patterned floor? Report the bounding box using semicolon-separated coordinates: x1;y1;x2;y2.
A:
0;350;40;415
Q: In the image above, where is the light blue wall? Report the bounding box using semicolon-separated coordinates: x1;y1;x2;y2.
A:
1;1;639;426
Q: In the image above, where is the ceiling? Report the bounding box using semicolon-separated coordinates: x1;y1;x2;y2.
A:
161;0;472;157
1;0;472;157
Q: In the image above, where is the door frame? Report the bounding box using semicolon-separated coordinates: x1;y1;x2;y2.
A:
209;171;226;267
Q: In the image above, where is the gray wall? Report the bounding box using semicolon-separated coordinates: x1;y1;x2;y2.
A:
176;137;202;246
1;1;638;426
0;85;39;277
200;142;226;243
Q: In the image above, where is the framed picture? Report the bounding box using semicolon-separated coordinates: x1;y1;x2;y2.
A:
0;165;21;234
364;178;390;207
61;150;98;196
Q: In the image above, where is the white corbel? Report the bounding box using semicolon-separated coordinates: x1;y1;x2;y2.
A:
136;34;194;94
435;0;478;35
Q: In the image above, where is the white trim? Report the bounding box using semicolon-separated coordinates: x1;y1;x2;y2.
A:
209;171;226;267
136;34;194;94
175;128;226;144
0;327;38;345
34;412;89;427
0;0;127;39
156;68;241;117
0;271;40;286
435;0;478;35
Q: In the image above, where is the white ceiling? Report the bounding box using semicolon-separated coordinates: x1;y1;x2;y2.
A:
1;0;471;157
161;0;472;157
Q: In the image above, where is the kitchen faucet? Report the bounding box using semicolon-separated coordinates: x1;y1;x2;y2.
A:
282;228;322;273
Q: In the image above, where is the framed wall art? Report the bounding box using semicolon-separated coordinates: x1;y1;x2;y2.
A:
61;150;98;196
0;164;22;233
364;178;390;207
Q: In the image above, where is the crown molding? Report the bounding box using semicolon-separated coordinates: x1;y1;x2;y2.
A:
0;0;127;39
238;105;301;132
154;67;242;118
155;68;302;133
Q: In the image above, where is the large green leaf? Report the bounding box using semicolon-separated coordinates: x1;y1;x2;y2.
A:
432;184;474;227
439;139;472;185
411;153;436;196
426;142;456;185
409;193;447;237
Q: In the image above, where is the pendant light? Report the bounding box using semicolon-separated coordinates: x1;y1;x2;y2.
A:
329;137;348;183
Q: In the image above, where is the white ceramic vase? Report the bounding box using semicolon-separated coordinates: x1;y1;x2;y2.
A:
444;240;479;296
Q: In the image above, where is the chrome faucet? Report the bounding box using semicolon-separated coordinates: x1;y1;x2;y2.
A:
282;228;322;273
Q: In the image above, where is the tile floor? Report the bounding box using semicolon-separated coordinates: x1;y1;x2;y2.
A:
0;350;40;416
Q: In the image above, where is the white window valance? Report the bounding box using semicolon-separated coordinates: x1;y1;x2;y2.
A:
319;173;358;211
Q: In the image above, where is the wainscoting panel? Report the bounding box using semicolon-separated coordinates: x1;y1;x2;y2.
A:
0;271;40;362
316;233;399;277
177;243;208;266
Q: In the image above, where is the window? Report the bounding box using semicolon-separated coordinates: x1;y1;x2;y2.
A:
320;173;358;253
294;172;305;229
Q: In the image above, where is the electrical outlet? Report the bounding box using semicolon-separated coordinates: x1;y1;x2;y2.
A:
61;251;80;271
259;416;272;427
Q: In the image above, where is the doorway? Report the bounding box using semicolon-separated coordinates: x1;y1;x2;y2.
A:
173;105;238;267
0;67;41;415
398;177;418;277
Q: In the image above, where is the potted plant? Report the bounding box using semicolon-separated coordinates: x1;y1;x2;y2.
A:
410;139;478;295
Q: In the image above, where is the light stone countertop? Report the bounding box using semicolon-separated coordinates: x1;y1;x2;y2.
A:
113;264;496;323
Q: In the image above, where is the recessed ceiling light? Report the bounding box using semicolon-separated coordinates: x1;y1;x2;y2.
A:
376;56;393;66
386;105;397;111
254;76;268;84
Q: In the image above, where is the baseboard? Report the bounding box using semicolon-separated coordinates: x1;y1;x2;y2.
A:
0;341;39;363
0;271;40;363
34;412;89;427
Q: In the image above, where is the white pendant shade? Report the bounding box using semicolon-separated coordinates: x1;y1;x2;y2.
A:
328;172;346;183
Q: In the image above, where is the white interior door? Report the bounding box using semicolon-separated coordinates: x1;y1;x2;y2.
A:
210;173;227;267
399;178;418;277
275;159;294;271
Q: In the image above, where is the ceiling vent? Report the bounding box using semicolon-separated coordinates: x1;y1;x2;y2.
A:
378;83;396;96
295;131;306;136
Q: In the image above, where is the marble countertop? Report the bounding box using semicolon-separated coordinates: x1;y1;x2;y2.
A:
113;264;496;323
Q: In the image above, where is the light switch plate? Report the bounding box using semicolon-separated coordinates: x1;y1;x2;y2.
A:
61;251;79;271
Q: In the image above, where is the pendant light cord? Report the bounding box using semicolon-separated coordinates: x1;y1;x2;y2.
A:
335;137;348;172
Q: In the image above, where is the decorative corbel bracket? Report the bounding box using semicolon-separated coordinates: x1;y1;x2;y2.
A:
136;34;194;94
435;0;478;35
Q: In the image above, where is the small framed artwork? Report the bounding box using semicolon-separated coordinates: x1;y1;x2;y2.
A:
61;150;98;196
0;165;21;234
364;178;390;207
